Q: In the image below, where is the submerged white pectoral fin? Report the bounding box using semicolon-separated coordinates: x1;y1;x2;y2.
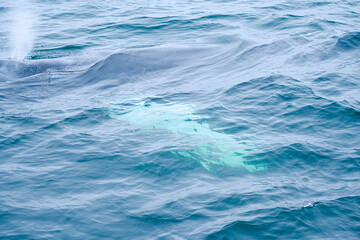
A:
171;143;266;172
106;100;266;173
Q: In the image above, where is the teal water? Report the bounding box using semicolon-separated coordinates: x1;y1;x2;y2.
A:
1;0;360;239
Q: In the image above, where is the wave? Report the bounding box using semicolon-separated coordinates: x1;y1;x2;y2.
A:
335;32;360;51
0;45;221;96
205;195;360;239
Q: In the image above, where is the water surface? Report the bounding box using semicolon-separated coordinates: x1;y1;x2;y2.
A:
0;0;360;239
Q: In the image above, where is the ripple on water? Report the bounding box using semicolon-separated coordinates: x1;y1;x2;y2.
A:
0;0;360;239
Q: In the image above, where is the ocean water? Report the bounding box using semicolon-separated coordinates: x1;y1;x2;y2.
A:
0;0;360;239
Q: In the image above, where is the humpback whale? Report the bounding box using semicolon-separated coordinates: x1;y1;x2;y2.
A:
106;98;266;173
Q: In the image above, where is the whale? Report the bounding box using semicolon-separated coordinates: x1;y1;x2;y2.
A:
105;98;266;173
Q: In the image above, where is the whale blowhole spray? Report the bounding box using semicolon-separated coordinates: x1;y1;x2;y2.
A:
7;0;37;61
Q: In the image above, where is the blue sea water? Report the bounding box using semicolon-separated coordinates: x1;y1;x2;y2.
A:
0;0;360;239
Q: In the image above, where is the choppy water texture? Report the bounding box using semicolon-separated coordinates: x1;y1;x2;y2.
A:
1;0;360;239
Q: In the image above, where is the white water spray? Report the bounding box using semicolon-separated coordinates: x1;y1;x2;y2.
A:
8;0;36;61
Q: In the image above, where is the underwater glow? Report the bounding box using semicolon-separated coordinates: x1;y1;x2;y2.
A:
107;99;266;172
